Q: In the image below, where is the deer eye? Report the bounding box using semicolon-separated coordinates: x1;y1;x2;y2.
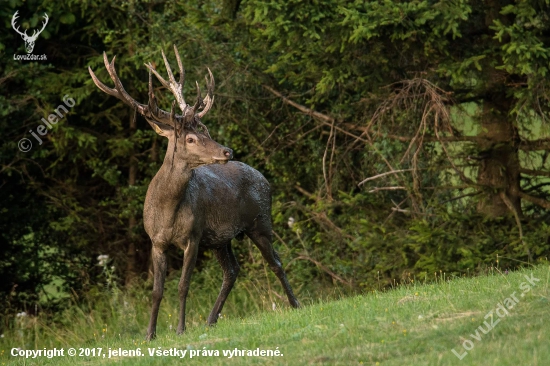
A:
186;137;195;144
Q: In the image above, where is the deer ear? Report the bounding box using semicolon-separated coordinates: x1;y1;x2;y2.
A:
147;119;173;137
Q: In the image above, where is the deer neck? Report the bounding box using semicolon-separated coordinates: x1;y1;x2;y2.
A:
150;149;195;205
143;145;199;241
147;138;198;212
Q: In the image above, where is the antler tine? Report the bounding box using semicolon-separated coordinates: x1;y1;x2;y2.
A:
173;44;185;87
146;69;160;117
144;48;187;114
144;70;178;128
191;81;203;114
144;62;170;90
161;48;187;113
147;69;155;108
197;68;215;118
89;66;119;99
103;53;142;109
161;50;178;88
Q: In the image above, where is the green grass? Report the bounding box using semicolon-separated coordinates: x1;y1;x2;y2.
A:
1;265;549;365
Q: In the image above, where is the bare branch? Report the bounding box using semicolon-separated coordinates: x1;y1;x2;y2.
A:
368;186;406;193
520;168;550;178
0;70;17;86
294;184;315;200
322;118;336;200
263;85;334;123
358;169;414;186
518;192;550;209
263;85;370;144
501;192;532;261
439;191;482;204
391;207;410;214
391;207;437;216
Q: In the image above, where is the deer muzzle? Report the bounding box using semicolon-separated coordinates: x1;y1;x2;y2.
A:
212;147;233;164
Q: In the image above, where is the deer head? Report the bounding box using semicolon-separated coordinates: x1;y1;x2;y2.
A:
11;11;49;54
88;45;232;167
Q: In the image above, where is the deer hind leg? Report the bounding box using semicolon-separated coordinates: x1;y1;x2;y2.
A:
246;229;300;309
146;245;167;340
176;240;199;335
207;242;240;325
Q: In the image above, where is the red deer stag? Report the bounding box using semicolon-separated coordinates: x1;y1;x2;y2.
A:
89;45;300;340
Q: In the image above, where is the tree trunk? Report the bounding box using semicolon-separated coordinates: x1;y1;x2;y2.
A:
222;0;242;19
476;97;522;218
125;111;139;286
476;2;521;218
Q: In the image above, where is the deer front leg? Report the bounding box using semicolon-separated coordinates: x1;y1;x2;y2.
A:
176;239;199;334
146;245;167;340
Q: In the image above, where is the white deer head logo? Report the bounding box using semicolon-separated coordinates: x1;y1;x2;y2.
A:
11;11;49;54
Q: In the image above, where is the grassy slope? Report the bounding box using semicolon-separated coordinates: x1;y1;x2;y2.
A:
2;265;549;366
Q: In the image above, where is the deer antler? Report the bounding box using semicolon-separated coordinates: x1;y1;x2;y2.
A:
89;45;215;131
144;45;215;120
197;68;215;118
144;44;189;117
89;52;177;128
29;13;49;41
11;11;28;38
11;11;48;41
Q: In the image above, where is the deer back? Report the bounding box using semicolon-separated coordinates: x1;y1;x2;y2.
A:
183;161;271;248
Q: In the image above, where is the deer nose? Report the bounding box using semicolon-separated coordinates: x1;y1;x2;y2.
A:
223;148;233;159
